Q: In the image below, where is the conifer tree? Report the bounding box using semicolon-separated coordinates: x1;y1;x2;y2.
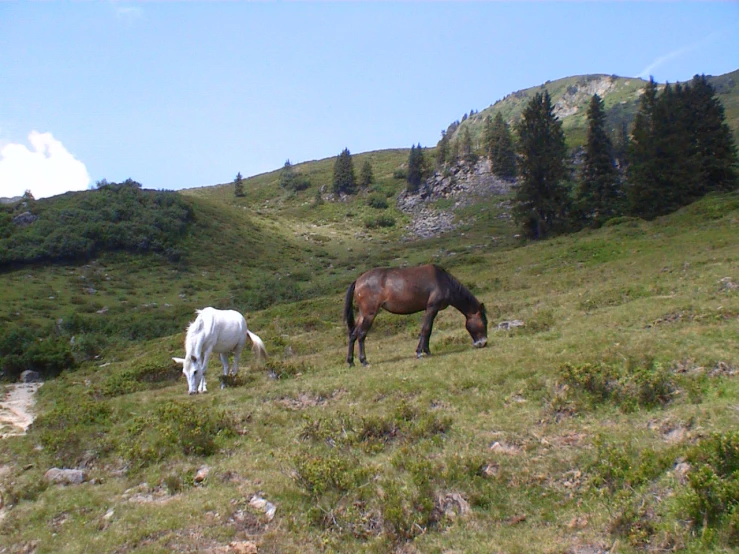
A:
488;113;517;179
459;126;477;165
234;172;245;197
407;144;426;193
359;160;375;188
436;130;450;167
514;91;570;239
628;76;737;219
332;148;356;195
279;160;297;191
627;78;662;218
575;94;621;226
684;74;738;198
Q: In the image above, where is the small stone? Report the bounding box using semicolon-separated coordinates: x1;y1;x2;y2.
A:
229;541;258;554
194;467;210;484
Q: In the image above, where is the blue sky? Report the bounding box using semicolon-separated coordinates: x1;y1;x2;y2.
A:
1;2;738;199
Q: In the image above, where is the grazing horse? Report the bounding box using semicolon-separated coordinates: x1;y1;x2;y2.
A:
172;307;267;394
344;264;487;366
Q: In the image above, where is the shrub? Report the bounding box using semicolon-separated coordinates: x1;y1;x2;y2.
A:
0;181;195;267
116;400;236;466
99;361;181;398
32;398;112;465
292;452;368;497
364;215;396;229
683;432;739;528
367;194;388;210
556;358;677;412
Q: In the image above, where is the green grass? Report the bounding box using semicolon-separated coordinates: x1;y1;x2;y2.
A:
1;184;738;552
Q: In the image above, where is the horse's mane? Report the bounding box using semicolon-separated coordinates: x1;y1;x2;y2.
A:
185;308;214;355
434;265;486;322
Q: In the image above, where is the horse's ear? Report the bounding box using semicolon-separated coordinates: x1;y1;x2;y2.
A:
172;357;185;365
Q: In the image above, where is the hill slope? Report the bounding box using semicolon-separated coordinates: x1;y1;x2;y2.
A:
447;70;739;149
1;192;737;552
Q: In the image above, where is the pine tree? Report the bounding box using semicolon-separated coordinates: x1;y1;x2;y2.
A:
459;127;477;165
483;116;494;158
407;144;426;193
627;78;662;218
628;76;737;219
575;94;621;226
514;91;570;239
436;130;450;167
359;160;375;188
234;172;245;197
488;113;517;179
613;120;630;170
684;74;738;198
279;160;297;190
332;148;356;195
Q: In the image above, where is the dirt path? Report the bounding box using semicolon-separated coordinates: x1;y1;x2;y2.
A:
0;383;42;438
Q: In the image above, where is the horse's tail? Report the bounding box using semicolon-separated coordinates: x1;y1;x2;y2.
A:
246;330;267;366
344;281;356;333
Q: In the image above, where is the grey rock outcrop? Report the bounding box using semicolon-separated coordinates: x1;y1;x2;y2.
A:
397;158;514;240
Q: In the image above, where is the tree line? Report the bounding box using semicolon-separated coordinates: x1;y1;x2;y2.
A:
436;74;738;239
233;74;736;242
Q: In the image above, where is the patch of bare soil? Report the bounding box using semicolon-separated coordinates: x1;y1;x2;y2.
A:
0;383;42;438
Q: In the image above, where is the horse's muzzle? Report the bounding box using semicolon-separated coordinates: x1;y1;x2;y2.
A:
473;338;488;348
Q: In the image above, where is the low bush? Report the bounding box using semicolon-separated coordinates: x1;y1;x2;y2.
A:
116;400;236;467
683;432;739;529
556;358;678;412
367;194;389;210
364;215;396;229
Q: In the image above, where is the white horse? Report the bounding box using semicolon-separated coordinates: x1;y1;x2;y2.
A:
172;307;267;394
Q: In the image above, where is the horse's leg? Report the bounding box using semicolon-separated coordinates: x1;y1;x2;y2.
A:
231;345;242;376
346;330;357;367
356;313;376;367
200;350;213;393
218;353;230;389
417;308;439;357
219;353;230;376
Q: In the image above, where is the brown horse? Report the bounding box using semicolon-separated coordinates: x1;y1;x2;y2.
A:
344;264;487;366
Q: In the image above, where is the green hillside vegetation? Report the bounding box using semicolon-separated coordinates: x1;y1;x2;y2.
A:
0;70;738;552
448;71;739;151
0;191;737;552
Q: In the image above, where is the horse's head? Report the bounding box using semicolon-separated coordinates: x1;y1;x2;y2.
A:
465;303;488;348
172;355;204;394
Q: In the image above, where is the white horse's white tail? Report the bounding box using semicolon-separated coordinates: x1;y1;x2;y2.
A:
247;330;267;365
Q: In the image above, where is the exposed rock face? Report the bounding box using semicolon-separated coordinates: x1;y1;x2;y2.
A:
554;75;619;118
397;158;514;240
12;211;38;227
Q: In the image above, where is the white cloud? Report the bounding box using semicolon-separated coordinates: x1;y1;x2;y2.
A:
0;131;91;200
637;32;721;80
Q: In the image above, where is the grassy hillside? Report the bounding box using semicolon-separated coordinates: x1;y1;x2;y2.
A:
448;70;739;150
1;191;738;553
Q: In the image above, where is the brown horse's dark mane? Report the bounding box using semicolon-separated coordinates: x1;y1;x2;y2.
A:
433;265;486;323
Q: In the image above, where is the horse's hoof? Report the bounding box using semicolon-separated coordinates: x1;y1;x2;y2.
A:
348;361;355;368
361;361;369;367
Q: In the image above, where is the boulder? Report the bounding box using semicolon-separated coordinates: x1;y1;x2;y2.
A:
12;211;38;227
44;468;87;485
19;370;41;383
